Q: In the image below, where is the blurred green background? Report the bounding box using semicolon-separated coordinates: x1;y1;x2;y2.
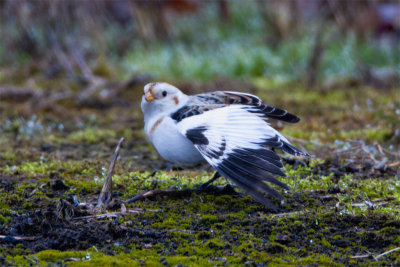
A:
1;0;399;85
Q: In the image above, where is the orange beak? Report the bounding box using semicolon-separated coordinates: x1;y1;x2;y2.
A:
145;91;155;102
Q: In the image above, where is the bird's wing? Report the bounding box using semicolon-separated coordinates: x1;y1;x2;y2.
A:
195;91;300;123
176;105;308;209
170;91;299;123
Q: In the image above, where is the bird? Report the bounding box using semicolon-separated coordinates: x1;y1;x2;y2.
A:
141;82;309;209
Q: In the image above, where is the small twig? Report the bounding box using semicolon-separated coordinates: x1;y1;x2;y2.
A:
375;247;400;260
96;137;125;208
167;229;196;234
306;20;326;87
48;29;76;79
360;142;378;164
67;37;94;82
375;143;385;156
77;77;107;102
71;208;160;221
30;88;73;112
350;254;373;259
0;235;37;241
125;189;194;204
106;74;150;99
382;148;400;158
271;211;303;218
124;184;236;204
387;162;400;168
0;87;40;102
374;157;388;170
350;247;400;261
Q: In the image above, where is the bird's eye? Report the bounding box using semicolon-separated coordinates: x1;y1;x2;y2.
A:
162;91;167;97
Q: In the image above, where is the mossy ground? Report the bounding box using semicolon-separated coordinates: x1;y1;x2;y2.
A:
0;66;399;266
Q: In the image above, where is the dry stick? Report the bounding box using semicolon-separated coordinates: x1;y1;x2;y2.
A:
375;247;400;260
96;137;125;208
306;20;325;87
107;74;151;99
349;254;372;259
49;30;76;79
125;189;194;204
71;208;160;221
125;185;236;204
67;37;94;82
32;89;73;112
350;247;400;260
271;211;303;218
0;235;37;241
0;87;39;102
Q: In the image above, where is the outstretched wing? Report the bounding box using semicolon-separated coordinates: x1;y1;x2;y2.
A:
171;91;300;123
176;105;308;209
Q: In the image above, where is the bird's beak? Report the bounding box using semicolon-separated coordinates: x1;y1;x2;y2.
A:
145;91;155;102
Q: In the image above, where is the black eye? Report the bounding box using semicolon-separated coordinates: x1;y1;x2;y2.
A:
162;91;167;97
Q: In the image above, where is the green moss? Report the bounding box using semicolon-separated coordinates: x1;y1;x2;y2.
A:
321;238;333;248
0;214;10;224
339;128;394;142
8;250;86;265
152;218;178;229
205;238;225;249
333;235;343;241
22;202;32;209
65;128;116;144
265;242;288;254
200;214;218;225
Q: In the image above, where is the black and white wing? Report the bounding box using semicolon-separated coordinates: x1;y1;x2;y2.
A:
176;105;308;209
196;91;300;123
171;91;300;123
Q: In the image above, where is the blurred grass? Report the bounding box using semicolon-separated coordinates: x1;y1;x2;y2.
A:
1;1;399;85
123;35;400;83
124;2;400;82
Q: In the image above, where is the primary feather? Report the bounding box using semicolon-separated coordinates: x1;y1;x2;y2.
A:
171;91;300;123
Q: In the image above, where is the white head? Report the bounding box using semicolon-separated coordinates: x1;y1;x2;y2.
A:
141;82;188;120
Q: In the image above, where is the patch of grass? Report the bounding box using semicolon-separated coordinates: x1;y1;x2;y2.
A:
65;128;117;144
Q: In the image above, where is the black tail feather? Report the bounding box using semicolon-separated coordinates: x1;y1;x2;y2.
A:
282;142;310;157
248;104;300;123
218;168;278;211
212;147;291;209
260;136;310;158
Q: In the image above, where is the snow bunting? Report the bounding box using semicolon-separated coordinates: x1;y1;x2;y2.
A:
141;82;309;208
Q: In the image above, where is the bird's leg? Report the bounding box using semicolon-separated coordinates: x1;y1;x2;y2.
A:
196;172;221;190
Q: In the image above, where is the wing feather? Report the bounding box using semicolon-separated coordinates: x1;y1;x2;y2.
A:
178;105;308;209
171;91;300;123
195;91;300;123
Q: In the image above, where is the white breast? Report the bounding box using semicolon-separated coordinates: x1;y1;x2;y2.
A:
145;116;205;165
